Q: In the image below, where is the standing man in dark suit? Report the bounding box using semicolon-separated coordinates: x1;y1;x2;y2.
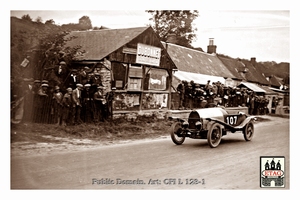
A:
72;83;83;124
94;86;106;122
176;81;185;110
62;88;73;126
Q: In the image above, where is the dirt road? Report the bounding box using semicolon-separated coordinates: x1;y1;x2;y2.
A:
11;116;289;189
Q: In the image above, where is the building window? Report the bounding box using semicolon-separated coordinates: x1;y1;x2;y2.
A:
144;67;168;91
127;65;143;91
112;63;127;89
128;78;142;90
115;80;123;88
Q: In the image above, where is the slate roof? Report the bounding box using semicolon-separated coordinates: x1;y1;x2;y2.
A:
217;56;246;80
218;56;274;86
254;62;282;87
65;27;150;60
240;59;272;85
162;42;235;78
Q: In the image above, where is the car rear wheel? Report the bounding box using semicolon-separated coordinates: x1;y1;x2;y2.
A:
207;123;222;148
170;122;185;145
243;121;254;141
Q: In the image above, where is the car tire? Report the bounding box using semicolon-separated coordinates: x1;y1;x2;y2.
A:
170;122;185;145
243;121;254;141
207;123;222;148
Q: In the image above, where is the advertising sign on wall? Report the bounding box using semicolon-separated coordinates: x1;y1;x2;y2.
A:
136;43;161;66
113;93;140;111
145;67;168;90
142;93;168;109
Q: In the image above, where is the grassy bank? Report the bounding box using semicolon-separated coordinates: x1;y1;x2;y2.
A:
11;115;173;145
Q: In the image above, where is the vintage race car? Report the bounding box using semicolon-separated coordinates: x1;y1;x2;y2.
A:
170;107;256;148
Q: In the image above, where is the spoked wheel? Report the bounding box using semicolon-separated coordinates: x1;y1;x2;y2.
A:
207;123;222;148
243;121;254;141
170;122;185;145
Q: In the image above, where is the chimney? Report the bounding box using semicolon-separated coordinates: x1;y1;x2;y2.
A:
207;38;217;54
250;57;256;66
166;33;178;44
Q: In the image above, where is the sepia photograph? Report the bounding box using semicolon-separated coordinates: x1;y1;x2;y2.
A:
5;0;297;199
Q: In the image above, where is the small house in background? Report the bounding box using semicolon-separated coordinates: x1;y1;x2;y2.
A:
162;38;236;109
218;55;289;114
163;38;235;88
65;26;176;114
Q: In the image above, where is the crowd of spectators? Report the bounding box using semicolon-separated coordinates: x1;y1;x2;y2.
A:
176;80;271;115
12;77;114;126
11;76;274;126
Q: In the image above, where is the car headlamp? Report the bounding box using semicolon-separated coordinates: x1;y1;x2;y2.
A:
195;121;202;130
182;121;189;129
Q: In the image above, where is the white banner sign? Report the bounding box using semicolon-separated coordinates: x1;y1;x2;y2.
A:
136;43;161;66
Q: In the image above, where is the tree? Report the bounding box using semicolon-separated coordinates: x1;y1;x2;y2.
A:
11;17;86;85
78;16;92;30
21;14;32;22
45;19;55;25
34;30;86;81
147;10;199;48
35;16;43;23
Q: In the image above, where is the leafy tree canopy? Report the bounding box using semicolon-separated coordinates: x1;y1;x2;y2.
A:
35;16;43;23
79;15;92;30
147;10;199;48
21;14;32;22
45;19;55;25
11;16;86;85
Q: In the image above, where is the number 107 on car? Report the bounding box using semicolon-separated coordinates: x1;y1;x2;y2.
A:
226;116;238;125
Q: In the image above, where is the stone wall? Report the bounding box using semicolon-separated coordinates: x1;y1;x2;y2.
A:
93;66;112;94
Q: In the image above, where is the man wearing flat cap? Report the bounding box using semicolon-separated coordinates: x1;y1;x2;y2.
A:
93;72;102;87
58;61;67;75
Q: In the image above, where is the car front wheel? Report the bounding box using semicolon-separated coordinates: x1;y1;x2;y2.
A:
243;121;254;141
170;122;185;145
207;123;222;148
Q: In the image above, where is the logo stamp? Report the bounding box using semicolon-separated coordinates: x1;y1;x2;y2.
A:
260;156;285;188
